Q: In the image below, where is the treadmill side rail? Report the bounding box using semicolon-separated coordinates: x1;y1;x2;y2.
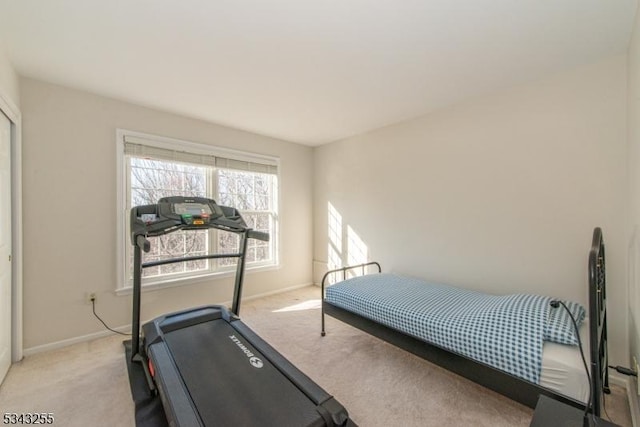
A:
147;344;204;427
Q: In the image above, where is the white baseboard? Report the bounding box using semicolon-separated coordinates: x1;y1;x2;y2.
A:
23;326;131;357
22;283;314;357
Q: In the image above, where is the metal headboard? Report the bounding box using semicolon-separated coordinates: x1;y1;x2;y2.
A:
588;227;610;416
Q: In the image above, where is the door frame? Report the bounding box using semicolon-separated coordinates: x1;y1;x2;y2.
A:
0;88;22;363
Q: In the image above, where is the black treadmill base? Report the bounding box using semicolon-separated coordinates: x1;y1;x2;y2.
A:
124;340;169;427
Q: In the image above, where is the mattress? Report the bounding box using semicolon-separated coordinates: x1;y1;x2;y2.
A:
540;319;589;403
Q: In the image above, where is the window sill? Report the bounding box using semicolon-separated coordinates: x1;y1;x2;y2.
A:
115;263;280;296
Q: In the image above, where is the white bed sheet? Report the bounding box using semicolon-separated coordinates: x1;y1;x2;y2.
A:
539;317;590;403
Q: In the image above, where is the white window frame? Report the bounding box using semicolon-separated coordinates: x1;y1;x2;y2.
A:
115;129;280;293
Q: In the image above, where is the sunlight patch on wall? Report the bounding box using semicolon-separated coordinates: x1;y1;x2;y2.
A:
347;225;368;268
324;202;369;283
328;202;343;270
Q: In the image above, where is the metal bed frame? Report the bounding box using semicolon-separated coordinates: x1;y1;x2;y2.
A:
321;227;609;415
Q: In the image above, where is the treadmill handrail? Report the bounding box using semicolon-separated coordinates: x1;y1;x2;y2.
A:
130;197;266;243
142;253;242;268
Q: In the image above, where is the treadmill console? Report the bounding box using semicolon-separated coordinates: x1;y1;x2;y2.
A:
130;196;268;247
158;197;224;226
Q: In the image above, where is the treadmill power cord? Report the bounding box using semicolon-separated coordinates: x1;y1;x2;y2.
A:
91;296;130;336
608;365;638;377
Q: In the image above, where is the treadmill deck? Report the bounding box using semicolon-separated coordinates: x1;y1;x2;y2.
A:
147;311;328;426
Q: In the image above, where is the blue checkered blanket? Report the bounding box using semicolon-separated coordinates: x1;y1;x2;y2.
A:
325;273;553;383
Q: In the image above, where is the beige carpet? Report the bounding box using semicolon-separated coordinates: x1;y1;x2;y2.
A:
0;285;633;426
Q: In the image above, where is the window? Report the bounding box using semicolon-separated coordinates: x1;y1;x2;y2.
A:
117;130;279;291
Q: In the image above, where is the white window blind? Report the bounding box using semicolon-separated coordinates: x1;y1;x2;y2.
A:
123;135;277;174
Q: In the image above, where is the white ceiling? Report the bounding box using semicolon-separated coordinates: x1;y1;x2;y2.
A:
0;0;637;146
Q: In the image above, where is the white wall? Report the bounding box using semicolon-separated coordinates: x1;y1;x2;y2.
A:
314;55;629;366
627;3;640;398
20;78;313;349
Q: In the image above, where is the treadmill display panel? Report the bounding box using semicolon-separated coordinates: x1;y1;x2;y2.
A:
173;202;212;216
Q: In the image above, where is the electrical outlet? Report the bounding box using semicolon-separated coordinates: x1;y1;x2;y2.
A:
85;292;97;305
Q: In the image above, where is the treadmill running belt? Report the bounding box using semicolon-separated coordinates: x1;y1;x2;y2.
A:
163;319;325;426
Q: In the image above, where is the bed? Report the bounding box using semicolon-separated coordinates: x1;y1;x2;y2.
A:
320;227;610;415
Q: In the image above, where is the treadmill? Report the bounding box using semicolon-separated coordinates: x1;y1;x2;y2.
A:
125;196;353;427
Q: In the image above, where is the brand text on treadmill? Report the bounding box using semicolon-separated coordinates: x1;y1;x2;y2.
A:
228;335;264;368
